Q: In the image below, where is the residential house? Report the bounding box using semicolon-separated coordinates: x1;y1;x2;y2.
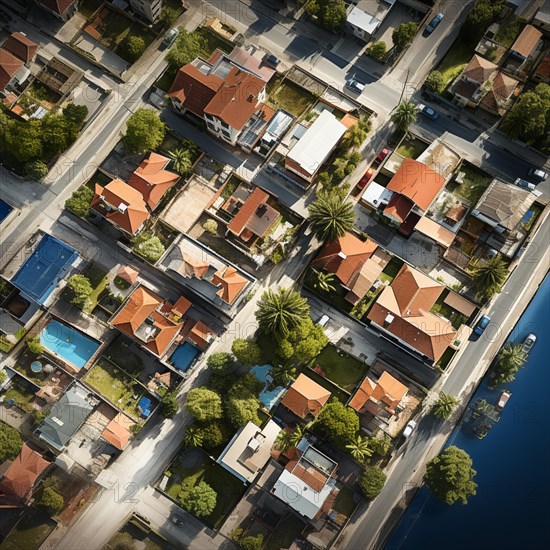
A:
216;420;281;484
167;50;268;145
285;110;348;184
348;371;408;418
367;264;457;364
0;444;50;506
311;232;391;305
35;57;84;103
223;184;281;245
470;179;537;257
37;384;96;452
509;24;542;62
36;0;79;21
347;0;394;41
185;319;215;351
129;0;163;23
0;32;38;92
532;54;550;83
272;443;338;520
110;285;191;358
101;413;134;451
280;374;331;420
91;178;150;236
533;0;550;36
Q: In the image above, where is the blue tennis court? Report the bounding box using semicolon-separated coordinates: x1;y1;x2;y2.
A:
11;234;79;305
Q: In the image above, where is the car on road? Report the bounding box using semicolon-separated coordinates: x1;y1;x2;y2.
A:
425;12;444;34
527;168;548;182
376;147;392;163
163;28;179;47
474;315;491;336
417;103;439;120
264;54;280;68
318;314;330;327
171;515;185;527
358;167;376;189
345;79;365;94
513;178;536;191
403;420;416;438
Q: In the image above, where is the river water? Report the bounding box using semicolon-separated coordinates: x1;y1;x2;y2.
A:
386;273;550;549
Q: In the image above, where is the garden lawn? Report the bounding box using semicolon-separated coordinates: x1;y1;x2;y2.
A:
332;485;357;517
450;164;493;205
0;510;56;550
312;345;369;392
267;78;316;117
81;262;109;313
105;338;144;376
396;137;428;159
436;38;475;90
304;367;350;404
378;256;404;284
265;514;306;550
4;382;36;413
195;27;234;55
494;17;523;48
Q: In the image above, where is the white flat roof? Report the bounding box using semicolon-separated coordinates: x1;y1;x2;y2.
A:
361;181;394;209
286;110;347;177
347;6;381;34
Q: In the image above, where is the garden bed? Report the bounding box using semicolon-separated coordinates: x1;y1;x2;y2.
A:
446;164;493;205
396;136;428;159
311;345;369;392
435;38;475;91
266;77;317;117
0;509;56;550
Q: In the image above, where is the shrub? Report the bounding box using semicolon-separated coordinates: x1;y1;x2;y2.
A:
392;22;418;52
358;466;387;500
239;534;264;550
0;421;23;462
37;487;64;515
160;392;179;418
25;160;48;180
186;388;223;422
66;274;93;309
202;219;218;235
206;352;234;374
123;35;145;62
131;232;165;263
182;481;217;517
424;70;445;93
65;186;94;217
367;41;386;61
123;109;165;155
26;336;44;355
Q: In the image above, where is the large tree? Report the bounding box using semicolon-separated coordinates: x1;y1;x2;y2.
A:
424;446;477;505
37;487;64;515
255;287;309;337
277;317;328;363
66;274;93;309
345;434;373;462
358;466;387;500
308;191;355;242
123;108;166;154
206;352;235;374
341;116;371;149
392;22;418;52
160;392;179;418
231;339;262;366
424;70;445;93
0;421;23;462
225;374;262;428
432;392;460;420
391;101;418;132
464;0;506;38
186;388;223;422
274;425;303;453
168;148;193;175
65;186;94;218
184;481;217;517
166;28;207;69
313;401;360;446
470;255;508;301
493;343;527;385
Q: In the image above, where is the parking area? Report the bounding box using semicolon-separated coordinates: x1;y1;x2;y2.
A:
372;2;424;49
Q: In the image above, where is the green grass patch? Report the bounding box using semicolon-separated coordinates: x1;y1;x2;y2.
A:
494;17;523;49
437;347;456;370
447;164;493;205
436;38;475;90
195;26;234;55
379;256;404;284
265;514;306;550
267;78;316;117
155;66;178;92
311;345;369;392
0;509;56;550
4;380;36;413
0;335;14;353
332;485;357;517
81;262;109;313
396;137;428;159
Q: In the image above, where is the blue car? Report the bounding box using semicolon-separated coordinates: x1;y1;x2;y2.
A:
426;12;444;34
418;103;439;120
474;315;491;336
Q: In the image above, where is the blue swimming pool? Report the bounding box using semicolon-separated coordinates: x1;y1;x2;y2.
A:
0;199;13;224
170;342;200;372
250;365;285;411
40;320;100;369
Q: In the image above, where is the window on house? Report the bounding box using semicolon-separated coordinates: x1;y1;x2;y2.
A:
221;121;229;129
205;113;214;121
222;130;230;139
207;122;217;132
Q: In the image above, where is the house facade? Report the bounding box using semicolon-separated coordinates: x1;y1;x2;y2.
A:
0;32;38;92
37;0;79;21
129;0;163;23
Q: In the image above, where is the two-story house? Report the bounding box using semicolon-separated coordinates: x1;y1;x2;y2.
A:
0;32;37;93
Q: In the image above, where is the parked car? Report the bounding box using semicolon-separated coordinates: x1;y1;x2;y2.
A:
171;515;185;527
417;103;439;120
345;79;365;94
527;168;548;182
403;420;416;438
163;28;179;47
474;315;491;336
426;12;444;34
513;178;536;191
376;147;392;162
264;54;280;68
358;167;376;189
318;314;330;327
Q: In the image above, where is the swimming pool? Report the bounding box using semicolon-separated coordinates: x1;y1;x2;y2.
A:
170;341;200;372
250;365;286;411
0;199;13;224
40;320;100;369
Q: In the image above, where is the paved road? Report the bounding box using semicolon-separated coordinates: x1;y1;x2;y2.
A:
339;213;550;550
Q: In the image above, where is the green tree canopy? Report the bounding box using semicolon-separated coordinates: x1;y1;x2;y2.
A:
424;446;477;505
0;421;23;462
392;22;418;52
166;29;207;69
123;35;145;62
26;336;44;355
123;108;166;154
186;388;223;422
194;421;231;450
160;392;179;418
358;466;387;500
274;425;303;453
131;232;165;263
25;160;49;180
341;116;372;149
308;191;355;242
38;487;64;515
493;343;527;385
345;434;373;462
424;70;445;93
313;401;360;446
470;255;508;301
256;287;310;337
182;425;203;448
367;41;387;61
432;392;460;420
65;186;94;218
184;481;217;517
225;374;262;428
66;274;93;309
63;103;88;127
464;0;505;38
206;352;235;374
239;534;264;550
280;317;328;363
231;339;262;366
391;101;418;132
168;148;193;175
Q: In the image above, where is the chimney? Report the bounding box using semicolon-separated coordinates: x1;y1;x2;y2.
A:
247;94;255;102
337;252;347;260
383;314;394;328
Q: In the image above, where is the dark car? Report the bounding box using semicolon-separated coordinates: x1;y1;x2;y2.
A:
171;515;185;527
474;315;491;336
426;12;444;34
417;103;439;120
264;54;279;68
345;79;365;94
527;168;548;182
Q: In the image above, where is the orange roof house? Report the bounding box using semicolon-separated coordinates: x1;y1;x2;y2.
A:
312;233;391;305
349;371;408;415
111;286;191;357
187;320;215;350
3;32;38;63
0;48;24;91
0;444;50;503
101;413;133;450
127;153;180;210
116;265;139;285
510;25;542;60
281;374;331;419
386;158;446;214
367;264;457;362
91;178;150;235
212;266;248;304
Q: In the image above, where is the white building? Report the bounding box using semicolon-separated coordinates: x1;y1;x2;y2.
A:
347;0;395;41
129;0;163;23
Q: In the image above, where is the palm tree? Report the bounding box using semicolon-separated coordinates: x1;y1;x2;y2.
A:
272;363;296;386
308;191;355;242
274;425;305;452
168;148;193;175
342;116;371;149
432;392;460;420
256;287;310;337
346;435;373;462
498;343;526;370
182;426;203;448
314;271;336;293
390;101;418;132
470;255;508;301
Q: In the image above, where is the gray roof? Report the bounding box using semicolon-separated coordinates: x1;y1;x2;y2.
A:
475;180;535;230
38;384;94;451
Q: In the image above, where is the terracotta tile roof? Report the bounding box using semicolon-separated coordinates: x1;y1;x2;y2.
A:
39;0;76;15
452;78;479;100
91;179;149;235
445;202;467;223
480;72;519;112
312;233;378;286
203;67;265;130
291;462;328;493
534;56;550;80
281;374;331;419
349;372;408;414
116;265;139;284
187;320;215;350
177;254;210;279
111;286;185;357
3;32;38;63
0;444;50;501
171;295;192;317
461;54;497;84
127;153;180;210
227;187;275;237
511;25;542;58
212;266;248;304
387;158;446;211
367;265;456;361
101;413;133;450
167;64;223;116
0;48;24;90
345;248;391;305
383;193;414;223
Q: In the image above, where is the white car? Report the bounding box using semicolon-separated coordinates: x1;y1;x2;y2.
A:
403;420;416;438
